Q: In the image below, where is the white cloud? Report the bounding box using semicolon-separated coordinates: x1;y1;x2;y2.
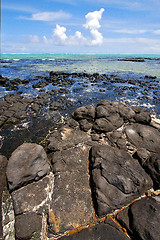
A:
23;10;71;21
32;8;104;47
84;8;104;30
53;24;68;42
83;8;104;45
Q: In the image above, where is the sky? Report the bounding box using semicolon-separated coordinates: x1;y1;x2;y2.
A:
1;0;160;54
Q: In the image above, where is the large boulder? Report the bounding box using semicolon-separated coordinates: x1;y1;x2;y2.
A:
93;101;124;133
72;105;95;122
6;143;50;191
90;144;153;217
132;106;151;124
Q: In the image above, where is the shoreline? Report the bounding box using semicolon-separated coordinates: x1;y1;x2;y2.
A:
1;98;160;239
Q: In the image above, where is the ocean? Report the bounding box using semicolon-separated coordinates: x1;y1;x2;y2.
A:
1;54;160;116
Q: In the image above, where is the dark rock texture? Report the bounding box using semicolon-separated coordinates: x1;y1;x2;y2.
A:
72;105;96;122
47;126;91;152
134;149;160;189
126;124;160;188
132;106;151;124
90;144;153;217
11;172;54;215
93;100;124;132
6;143;50;191
125;124;160;153
72;100;152;134
117;196;160;240
15;212;42;240
60;218;129;240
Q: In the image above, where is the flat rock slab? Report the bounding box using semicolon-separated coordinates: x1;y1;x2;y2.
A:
90;144;153;217
48;145;94;235
11;172;54;215
10;172;54;239
117;196;160;240
47;126;91;152
60;218;129;240
6;143;50;191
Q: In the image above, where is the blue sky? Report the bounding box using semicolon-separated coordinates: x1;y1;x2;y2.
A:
1;0;160;54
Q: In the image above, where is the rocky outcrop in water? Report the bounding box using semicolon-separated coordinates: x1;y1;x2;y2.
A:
1;100;160;239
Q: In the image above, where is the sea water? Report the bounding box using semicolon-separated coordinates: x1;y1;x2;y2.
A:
0;54;160;116
1;54;160;79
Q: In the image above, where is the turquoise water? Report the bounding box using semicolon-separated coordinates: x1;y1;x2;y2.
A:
1;53;160;59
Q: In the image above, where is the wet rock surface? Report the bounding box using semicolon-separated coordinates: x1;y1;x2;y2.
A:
0;99;160;239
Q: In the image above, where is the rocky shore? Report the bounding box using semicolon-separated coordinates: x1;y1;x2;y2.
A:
0;97;160;239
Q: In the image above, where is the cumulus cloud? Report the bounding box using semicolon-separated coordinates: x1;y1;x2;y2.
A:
30;8;104;47
84;8;104;45
84;8;104;30
53;24;68;42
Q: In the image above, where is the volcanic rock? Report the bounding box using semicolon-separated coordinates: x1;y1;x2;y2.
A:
90;144;153;217
6;143;50;191
117;196;160;240
60;217;129;240
125;124;160;153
